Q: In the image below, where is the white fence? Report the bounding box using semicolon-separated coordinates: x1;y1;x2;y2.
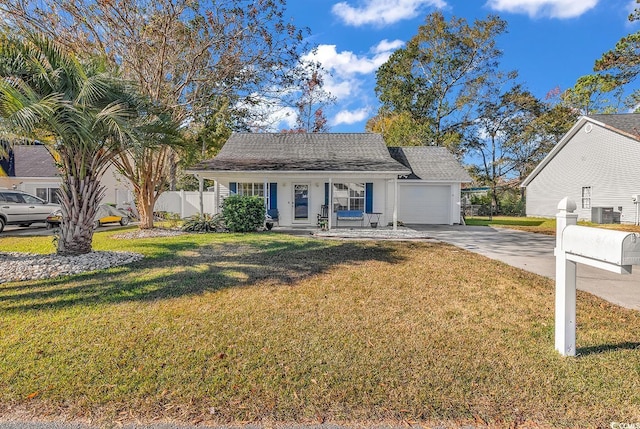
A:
154;191;218;218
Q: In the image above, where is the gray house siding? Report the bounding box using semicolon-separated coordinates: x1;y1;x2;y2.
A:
526;121;640;223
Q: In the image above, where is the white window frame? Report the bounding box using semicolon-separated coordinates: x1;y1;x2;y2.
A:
581;186;591;209
236;182;269;208
36;187;61;204
332;182;365;212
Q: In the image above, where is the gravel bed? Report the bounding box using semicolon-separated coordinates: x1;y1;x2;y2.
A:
0;251;145;284
313;227;434;240
0;228;188;284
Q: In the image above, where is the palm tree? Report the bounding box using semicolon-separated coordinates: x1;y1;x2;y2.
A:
0;33;136;255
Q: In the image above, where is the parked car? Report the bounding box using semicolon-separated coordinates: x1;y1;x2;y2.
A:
46;204;131;229
0;188;61;233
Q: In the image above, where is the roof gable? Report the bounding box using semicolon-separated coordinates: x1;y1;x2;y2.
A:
388;146;472;182
522;114;640;187
190;133;411;173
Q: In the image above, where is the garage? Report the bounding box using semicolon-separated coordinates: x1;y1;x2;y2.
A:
398;183;451;224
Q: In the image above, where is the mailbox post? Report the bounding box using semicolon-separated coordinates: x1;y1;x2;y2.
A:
555;197;640;356
555;198;578;356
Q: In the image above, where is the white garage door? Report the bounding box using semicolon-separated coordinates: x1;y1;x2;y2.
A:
398;184;450;224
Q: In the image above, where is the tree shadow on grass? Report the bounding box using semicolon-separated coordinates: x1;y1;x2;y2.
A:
577;342;640;356
0;238;405;312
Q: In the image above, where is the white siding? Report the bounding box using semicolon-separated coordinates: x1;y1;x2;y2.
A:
526;122;640;223
101;165;134;205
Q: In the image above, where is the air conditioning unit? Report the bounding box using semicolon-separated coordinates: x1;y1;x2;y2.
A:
591;207;615;224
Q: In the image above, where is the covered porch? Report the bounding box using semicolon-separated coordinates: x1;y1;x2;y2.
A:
190;172;404;230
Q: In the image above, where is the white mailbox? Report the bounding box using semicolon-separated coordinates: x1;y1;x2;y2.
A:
562;225;640;274
555;197;640;356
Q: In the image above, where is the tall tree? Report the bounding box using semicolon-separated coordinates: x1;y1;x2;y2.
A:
291;63;335;133
467;84;542;212
372;12;509;153
0;0;308;228
279;62;335;133
365;111;430;146
468;83;577;213
0;33;136;255
561;73;623;115
111;108;182;228
594;0;640;108
564;1;640;114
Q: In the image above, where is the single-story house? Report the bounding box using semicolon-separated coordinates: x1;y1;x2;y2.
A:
0;143;229;217
0;143;134;205
0;143;62;203
521;113;640;224
187;133;472;228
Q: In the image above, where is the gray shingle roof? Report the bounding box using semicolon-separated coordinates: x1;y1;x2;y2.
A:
190;133;411;173
587;114;640;140
388;146;472;182
12;144;60;177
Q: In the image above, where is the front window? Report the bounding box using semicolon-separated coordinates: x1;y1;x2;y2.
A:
581;186;591;209
333;183;364;212
36;187;61;204
236;182;269;207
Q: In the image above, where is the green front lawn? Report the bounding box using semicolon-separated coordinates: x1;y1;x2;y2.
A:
466;215;640;235
1;229;640;427
464;216;557;235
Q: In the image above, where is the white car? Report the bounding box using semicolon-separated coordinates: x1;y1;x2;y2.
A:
0;189;61;232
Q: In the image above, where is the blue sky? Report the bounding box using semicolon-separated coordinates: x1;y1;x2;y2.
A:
276;0;639;132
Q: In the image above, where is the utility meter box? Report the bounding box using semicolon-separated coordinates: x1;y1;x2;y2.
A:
562;225;640;267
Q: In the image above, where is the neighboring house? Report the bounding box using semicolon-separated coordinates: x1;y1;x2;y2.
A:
521;114;640;224
0;143;134;205
0;143;65;203
186;133;472;228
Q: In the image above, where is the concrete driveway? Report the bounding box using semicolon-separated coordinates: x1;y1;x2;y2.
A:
410;224;640;311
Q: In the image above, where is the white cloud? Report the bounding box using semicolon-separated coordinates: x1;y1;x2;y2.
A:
332;107;371;126
485;0;598;19
322;75;356;100
332;0;446;26
300;41;403;128
237;94;297;131
372;39;405;54
269;107;298;131
302;40;403;100
306;44;394;75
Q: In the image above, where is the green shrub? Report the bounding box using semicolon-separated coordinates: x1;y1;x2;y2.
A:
181;213;227;233
157;211;182;228
222;195;266;232
500;194;525;216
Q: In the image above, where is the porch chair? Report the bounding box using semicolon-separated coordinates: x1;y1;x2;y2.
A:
266;208;279;228
317;205;329;230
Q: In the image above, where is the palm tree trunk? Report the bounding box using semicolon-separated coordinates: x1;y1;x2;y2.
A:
57;173;104;256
